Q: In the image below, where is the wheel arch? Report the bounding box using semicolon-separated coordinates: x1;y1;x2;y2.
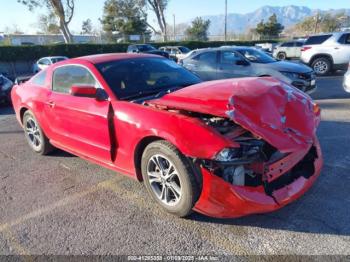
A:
310;54;334;67
134;136;165;181
20;107;29;124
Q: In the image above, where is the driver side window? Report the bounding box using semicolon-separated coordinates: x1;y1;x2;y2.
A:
52;65;99;94
220;51;241;64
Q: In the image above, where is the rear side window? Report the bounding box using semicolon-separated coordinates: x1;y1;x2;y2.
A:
281;42;294;47
52;65;98;94
338;33;350;44
193;52;217;64
295;42;304;47
31;70;47;86
305;35;332;45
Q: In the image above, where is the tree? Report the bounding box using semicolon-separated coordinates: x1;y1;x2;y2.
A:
37;13;61;34
292;12;350;35
81;19;93;34
255;14;284;39
17;0;75;43
185;17;210;41
145;0;168;41
100;0;150;42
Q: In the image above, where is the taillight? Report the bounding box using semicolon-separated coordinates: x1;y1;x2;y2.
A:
301;46;312;52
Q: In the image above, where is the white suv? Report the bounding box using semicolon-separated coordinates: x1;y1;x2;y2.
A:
300;32;350;76
273;41;304;60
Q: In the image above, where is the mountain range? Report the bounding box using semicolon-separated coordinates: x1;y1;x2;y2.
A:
200;5;350;35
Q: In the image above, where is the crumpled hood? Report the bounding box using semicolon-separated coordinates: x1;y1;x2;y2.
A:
147;77;321;152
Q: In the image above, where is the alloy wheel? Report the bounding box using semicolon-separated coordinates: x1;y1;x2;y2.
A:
147;154;182;206
314;61;328;75
25;117;42;150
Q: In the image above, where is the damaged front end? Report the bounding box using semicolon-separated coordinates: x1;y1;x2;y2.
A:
147;78;323;218
189;113;323;218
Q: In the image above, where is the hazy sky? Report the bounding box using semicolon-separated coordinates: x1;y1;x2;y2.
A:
1;0;349;33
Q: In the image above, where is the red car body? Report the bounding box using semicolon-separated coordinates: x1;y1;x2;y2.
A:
11;54;323;218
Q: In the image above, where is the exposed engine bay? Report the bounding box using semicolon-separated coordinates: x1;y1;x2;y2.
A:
190;113;317;195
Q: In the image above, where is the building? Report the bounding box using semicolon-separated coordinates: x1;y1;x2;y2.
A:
0;33;101;45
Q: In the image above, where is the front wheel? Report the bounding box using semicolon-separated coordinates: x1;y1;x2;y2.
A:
23;111;53;155
141;141;200;217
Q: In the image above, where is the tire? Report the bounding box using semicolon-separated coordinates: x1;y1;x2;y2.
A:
141;140;200;217
23;111;53;155
277;52;287;60
311;57;332;76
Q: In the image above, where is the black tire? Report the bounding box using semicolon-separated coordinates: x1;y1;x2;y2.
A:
277;52;287;60
141;140;200;217
23;110;53;155
311;57;332;76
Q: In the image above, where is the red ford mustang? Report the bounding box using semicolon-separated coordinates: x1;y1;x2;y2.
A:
11;53;323;218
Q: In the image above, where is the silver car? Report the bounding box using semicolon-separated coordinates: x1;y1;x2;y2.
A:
181;47;316;94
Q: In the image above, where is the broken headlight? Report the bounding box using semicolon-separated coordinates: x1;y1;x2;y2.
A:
215;148;241;162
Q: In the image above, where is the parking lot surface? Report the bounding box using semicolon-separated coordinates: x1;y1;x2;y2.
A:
0;75;350;256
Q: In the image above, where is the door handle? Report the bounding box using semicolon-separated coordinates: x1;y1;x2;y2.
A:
45;101;55;108
334;47;340;50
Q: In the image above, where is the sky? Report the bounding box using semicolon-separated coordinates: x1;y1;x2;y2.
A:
0;0;350;34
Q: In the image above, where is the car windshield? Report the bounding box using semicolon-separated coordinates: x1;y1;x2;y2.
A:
236;48;276;63
137;45;156;52
179;47;191;53
51;57;67;63
96;57;201;101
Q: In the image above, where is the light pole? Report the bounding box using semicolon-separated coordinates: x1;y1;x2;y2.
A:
173;14;176;41
224;0;228;42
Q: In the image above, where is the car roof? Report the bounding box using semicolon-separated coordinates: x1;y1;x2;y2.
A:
73;53;161;64
40;56;67;59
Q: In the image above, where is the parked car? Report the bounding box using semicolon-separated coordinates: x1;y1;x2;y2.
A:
181;47;317;94
159;46;191;62
11;53;323;218
300;32;350;76
343;62;350;93
33;56;68;73
0;74;13;105
127;44;170;59
273;41;304;60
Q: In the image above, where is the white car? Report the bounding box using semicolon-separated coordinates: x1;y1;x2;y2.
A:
343;63;350;93
159;46;191;62
273;41;304;60
301;32;350;76
33;56;68;73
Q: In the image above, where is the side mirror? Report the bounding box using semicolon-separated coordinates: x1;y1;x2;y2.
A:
236;60;250;66
70;86;109;101
70;85;97;98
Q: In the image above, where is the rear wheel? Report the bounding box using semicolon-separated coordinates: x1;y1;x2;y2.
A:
277;52;287;60
23;111;53;155
141;141;200;217
312;57;331;76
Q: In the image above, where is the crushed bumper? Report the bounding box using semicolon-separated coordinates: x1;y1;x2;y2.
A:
193;137;323;218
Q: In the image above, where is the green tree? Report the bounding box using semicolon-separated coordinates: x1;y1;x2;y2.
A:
100;0;150;42
17;0;75;43
37;13;61;34
255;14;284;39
81;19;93;34
185;17;210;41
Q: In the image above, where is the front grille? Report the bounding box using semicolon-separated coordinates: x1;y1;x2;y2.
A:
265;146;318;195
298;72;314;81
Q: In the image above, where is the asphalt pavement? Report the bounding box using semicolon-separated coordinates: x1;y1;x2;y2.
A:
0;75;349;257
